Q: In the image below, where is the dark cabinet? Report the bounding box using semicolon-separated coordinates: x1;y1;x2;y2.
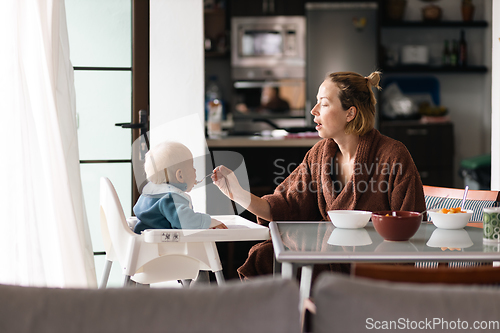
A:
380;121;454;187
206;144;311;279
207;146;311;217
204;8;229;58
230;0;305;16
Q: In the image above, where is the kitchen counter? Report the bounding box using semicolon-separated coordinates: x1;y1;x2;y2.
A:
207;135;321;148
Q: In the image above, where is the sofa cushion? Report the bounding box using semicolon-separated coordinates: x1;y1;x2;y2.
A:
313;273;500;333
0;277;300;333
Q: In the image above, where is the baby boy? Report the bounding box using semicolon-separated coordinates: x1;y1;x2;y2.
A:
133;141;227;234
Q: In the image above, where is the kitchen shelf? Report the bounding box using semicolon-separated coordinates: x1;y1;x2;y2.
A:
381;20;488;28
205;51;229;58
382;65;488;73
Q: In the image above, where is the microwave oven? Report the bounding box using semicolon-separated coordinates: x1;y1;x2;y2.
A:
231;16;306;80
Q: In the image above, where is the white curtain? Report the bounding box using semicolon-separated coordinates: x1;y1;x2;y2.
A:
0;0;97;288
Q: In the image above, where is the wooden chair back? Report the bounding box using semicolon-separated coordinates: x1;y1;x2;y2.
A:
423;185;500;201
353;263;500;285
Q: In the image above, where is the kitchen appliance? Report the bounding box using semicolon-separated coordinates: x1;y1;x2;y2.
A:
231;16;306;80
305;2;378;125
230;16;307;131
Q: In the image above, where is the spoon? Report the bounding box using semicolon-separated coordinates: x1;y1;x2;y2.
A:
195;172;213;185
461;185;469;210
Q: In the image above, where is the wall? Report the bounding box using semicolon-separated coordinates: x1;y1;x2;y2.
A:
492;1;500;190
150;0;207;211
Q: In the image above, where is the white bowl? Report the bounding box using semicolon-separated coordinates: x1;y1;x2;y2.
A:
427;209;473;229
327;228;372;246
327;210;372;229
426;228;473;249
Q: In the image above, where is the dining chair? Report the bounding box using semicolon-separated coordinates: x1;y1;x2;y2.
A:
99;177;225;288
421;185;500;268
352;263;500;285
424;185;500;222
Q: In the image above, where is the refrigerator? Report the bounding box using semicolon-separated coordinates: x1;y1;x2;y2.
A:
305;2;378;125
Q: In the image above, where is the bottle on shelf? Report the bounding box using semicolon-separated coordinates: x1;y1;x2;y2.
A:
442;40;451;66
450;40;458;67
458;30;468;67
205;75;224;138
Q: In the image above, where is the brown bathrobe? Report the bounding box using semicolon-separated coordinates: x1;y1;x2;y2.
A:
237;128;426;280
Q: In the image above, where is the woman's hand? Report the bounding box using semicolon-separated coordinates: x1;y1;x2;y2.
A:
212;165;241;201
212;165;272;221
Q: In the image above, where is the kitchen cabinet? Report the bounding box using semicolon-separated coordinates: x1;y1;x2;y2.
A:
230;0;305;16
380;121;454;187
204;8;229;58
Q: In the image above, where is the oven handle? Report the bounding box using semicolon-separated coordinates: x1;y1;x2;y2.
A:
234;80;303;89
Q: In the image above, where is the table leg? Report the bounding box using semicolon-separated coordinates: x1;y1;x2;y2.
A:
299;265;313;307
281;262;296;279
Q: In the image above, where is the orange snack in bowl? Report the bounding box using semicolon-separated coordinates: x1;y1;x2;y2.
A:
438;207;466;214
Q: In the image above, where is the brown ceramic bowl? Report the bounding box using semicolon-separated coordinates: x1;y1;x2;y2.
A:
372;211;423;241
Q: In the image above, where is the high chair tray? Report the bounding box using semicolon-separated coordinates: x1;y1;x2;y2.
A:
142;215;270;243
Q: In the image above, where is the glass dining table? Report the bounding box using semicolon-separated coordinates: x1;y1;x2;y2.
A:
269;221;499;304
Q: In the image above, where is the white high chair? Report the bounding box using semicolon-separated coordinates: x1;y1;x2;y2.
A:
99;177;225;288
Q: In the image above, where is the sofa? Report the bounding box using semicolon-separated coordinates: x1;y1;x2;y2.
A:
6;272;500;333
0;277;300;333
313;273;500;333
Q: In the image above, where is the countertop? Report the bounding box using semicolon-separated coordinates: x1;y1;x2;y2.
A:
207;135;322;148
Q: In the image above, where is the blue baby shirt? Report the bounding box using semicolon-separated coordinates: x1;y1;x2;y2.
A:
133;182;211;234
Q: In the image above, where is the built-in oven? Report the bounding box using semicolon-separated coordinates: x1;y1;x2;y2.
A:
230;16;307;133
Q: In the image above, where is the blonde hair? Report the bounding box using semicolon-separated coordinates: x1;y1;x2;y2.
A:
144;141;193;184
327;71;382;136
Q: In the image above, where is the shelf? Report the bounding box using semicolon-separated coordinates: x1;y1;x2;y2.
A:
205;51;229;58
381;65;488;74
204;8;226;15
381;20;488;28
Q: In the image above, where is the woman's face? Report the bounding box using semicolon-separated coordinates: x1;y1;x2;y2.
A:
311;80;352;139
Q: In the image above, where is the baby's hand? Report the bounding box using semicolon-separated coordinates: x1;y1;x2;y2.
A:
209;218;228;229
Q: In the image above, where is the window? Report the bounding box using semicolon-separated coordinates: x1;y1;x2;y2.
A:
66;0;133;286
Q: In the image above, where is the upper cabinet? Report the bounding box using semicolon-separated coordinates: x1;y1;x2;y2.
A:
230;0;305;16
204;7;229;58
379;0;489;74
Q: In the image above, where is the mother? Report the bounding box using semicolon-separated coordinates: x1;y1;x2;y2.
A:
213;71;426;279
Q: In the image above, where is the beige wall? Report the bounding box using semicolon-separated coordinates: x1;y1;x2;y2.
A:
492;1;500;190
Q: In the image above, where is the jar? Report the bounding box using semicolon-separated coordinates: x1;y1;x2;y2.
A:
422;4;442;22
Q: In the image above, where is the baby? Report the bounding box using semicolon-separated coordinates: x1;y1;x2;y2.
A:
133;141;227;234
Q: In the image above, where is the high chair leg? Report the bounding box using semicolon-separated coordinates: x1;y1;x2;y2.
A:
123;275;134;287
99;260;112;289
215;270;225;285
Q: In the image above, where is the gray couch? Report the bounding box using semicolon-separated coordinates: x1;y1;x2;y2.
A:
313;273;500;333
7;272;499;333
0;277;300;333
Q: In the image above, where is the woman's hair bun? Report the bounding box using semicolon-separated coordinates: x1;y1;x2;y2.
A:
366;71;382;91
